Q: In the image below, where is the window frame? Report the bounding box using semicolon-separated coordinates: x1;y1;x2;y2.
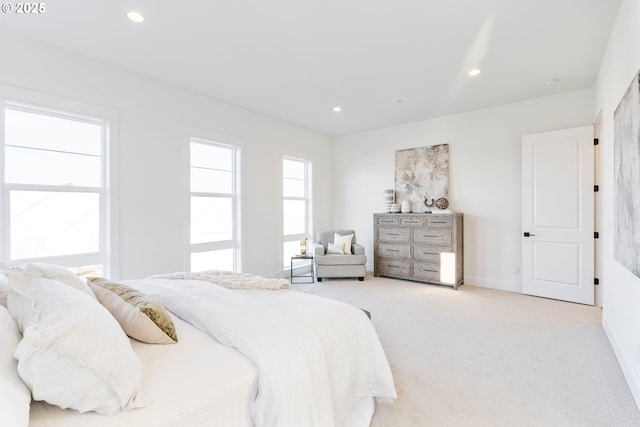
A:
282;156;313;269
0;88;118;277
188;136;242;272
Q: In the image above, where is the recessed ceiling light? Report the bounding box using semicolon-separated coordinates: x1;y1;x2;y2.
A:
468;68;481;77
332;106;342;113
127;10;145;23
396;99;404;103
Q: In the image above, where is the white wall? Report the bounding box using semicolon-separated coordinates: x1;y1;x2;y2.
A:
334;89;594;291
0;33;334;280
594;0;640;407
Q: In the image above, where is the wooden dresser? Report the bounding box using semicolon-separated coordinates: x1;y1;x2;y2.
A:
373;213;464;289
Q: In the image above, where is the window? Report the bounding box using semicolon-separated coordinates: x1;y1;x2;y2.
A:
189;138;240;272
283;157;312;267
1;102;112;277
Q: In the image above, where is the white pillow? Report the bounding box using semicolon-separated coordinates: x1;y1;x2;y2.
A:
0;273;7;307
23;263;96;299
334;233;354;255
327;242;345;254
0;305;31;427
0;264;25;308
7;273;146;415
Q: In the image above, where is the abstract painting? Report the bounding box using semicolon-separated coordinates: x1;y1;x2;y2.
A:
614;70;640;278
395;144;449;213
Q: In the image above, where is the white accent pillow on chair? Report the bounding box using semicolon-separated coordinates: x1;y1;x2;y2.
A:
327;242;345;254
334;233;354;255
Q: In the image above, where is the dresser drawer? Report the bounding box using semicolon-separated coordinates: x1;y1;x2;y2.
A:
378;243;410;258
377;216;399;226
413;228;451;245
413;261;440;282
400;216;424;227
377;259;411;276
426;216;452;228
378;227;411;242
413;245;452;262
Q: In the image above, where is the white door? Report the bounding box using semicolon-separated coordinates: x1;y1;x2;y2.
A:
522;126;594;305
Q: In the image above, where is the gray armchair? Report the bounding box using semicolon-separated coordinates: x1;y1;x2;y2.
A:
314;229;366;281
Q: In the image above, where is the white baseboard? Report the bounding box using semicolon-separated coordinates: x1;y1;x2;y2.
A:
463;275;521;293
603;314;640;410
363;269;520;293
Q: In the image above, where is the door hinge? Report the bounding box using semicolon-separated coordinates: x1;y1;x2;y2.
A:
594;232;600;239
595;278;600;285
594;185;599;192
594;138;599;145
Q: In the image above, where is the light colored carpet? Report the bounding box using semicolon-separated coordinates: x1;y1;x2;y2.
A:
293;276;640;427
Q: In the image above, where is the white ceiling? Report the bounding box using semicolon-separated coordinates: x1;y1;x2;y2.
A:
0;0;621;136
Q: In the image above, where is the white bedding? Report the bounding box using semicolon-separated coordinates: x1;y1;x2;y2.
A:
128;278;396;427
235;288;397;422
29;314;258;427
135;278;335;426
24;273;396;427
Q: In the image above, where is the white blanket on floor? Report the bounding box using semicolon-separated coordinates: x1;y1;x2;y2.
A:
147;270;289;290
126;278;396;427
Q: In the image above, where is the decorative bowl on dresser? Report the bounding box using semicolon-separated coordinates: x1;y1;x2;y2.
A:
373;213;463;289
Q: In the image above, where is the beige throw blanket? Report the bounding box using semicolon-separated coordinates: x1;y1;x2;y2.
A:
147;270;290;290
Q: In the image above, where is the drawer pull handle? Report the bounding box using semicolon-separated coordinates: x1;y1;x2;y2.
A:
421;269;438;273
388;265;400;268
387;233;399;236
387;249;399;252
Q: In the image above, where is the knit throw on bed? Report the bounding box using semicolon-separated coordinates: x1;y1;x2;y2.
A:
147;270;290;290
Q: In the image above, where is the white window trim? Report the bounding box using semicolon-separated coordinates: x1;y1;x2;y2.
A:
186;131;243;272
0;85;118;277
282;156;313;269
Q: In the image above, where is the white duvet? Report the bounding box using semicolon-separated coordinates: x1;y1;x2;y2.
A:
126;276;396;427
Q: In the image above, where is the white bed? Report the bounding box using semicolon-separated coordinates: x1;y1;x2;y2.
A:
1;267;396;427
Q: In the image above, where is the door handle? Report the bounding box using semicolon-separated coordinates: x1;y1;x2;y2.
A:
523;232;536;237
